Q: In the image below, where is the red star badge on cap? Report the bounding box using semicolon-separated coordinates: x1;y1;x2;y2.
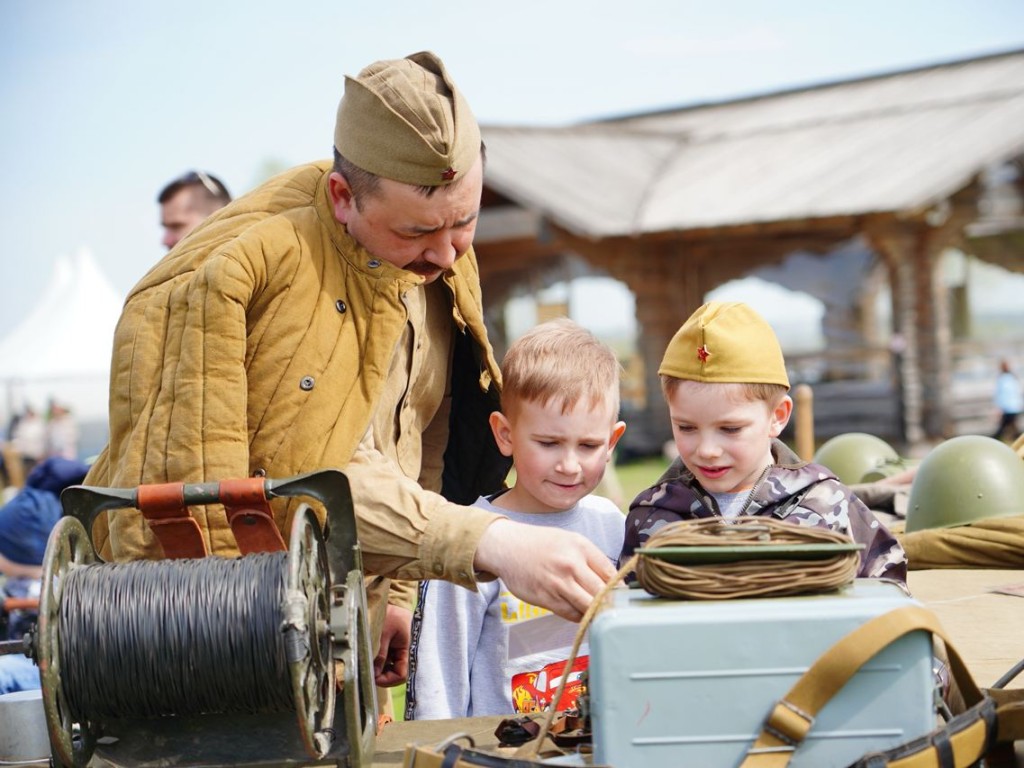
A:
697;345;710;362
441;167;457;181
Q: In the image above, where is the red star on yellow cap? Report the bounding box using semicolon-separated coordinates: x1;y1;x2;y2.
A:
697;345;710;362
441;167;457;181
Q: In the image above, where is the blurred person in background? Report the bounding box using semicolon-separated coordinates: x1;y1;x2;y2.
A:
0;457;90;693
992;358;1023;441
10;405;46;479
158;170;231;250
45;400;79;460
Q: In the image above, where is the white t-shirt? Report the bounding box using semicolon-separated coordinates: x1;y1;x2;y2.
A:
408;493;625;719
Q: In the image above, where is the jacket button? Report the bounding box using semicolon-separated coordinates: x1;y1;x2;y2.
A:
367;259;381;268
300;376;315;391
335;299;347;313
433;563;444;575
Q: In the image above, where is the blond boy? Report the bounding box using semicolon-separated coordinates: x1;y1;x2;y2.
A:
407;318;626;719
621;302;906;583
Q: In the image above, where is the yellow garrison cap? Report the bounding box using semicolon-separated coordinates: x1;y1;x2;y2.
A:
659;302;790;387
334;51;481;187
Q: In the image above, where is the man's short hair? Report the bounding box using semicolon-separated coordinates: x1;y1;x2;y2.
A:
157;170;232;211
500;318;622;419
332;146;486;209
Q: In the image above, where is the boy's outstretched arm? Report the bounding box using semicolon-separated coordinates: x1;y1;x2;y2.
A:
473;518;615;623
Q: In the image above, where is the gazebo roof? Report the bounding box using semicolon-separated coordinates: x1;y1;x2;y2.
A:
480;48;1024;239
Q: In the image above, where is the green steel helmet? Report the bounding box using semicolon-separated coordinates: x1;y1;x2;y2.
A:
905;435;1024;532
813;432;901;485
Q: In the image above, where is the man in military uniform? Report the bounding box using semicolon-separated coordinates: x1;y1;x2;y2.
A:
86;52;615;691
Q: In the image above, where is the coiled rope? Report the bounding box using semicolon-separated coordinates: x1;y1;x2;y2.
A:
635;516;860;599
59;553;294;720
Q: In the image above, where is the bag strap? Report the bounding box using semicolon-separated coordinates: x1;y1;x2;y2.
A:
851;698;997;767
739;605;984;768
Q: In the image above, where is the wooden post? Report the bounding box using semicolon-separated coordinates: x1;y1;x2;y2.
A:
2;442;25;489
794;384;815;461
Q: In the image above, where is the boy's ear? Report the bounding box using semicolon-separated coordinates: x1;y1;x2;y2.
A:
608;421;627;456
769;395;794;437
488;411;515;457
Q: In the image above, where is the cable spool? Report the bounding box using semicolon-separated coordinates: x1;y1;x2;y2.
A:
35;470;374;768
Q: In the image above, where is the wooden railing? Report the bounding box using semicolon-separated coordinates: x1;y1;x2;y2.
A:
782;337;1024;446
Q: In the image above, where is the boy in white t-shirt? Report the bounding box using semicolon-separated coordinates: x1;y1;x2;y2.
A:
406;318;626;719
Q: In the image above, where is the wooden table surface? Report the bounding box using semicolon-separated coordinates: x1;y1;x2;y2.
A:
907;568;1024;688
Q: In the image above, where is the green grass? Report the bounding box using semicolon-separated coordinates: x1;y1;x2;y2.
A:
614;455;671;508
390;684;406;721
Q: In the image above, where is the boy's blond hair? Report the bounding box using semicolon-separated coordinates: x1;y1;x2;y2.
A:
501;318;621;419
661;376;789;407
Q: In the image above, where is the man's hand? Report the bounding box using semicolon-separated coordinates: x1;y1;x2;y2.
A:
473;519;616;622
374;603;412;687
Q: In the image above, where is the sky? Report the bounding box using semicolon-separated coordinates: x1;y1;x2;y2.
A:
2;0;1024;341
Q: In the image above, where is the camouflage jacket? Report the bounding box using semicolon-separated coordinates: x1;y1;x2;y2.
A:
621;439;907;584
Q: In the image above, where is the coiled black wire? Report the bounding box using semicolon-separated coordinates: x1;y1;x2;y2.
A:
59;553;294;719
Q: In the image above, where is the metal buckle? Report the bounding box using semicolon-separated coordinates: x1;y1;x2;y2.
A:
764;699;815;747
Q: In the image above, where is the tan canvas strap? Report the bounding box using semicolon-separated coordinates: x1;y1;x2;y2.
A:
850;685;1024;768
740;605;983;768
850;697;997;768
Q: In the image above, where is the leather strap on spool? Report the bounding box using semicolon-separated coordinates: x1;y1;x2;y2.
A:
220;477;286;554
137;482;207;559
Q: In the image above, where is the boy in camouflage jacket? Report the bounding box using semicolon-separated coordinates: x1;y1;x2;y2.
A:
620;302;906;584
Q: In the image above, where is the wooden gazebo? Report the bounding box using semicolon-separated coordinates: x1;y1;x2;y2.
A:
474;48;1024;453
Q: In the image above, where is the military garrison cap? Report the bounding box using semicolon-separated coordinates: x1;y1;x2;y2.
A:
660;301;790;388
334;51;481;187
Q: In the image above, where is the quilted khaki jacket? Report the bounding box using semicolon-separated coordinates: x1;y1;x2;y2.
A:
85;162;507;587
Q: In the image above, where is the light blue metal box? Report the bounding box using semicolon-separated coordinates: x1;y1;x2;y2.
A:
589;579;936;767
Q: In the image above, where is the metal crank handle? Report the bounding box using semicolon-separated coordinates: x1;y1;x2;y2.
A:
0;634;31;656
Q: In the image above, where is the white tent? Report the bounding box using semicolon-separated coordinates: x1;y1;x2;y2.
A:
0;248;124;451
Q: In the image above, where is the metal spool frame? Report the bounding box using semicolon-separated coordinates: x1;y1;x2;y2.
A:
286;505;337;757
37;514;98;767
37;469;376;768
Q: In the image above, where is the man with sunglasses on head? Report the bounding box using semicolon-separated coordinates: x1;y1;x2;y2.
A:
86;51;616;704
157;170;232;250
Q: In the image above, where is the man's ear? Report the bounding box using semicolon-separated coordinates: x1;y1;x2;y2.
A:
328;172;356;224
488;411;514;457
769;395;794;438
